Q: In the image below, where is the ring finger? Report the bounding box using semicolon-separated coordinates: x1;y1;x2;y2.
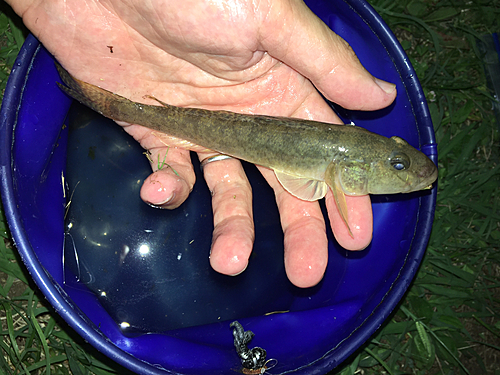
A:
199;152;255;276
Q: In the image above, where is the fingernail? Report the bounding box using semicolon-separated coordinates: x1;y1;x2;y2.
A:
375;78;396;95
145;193;175;209
229;263;248;276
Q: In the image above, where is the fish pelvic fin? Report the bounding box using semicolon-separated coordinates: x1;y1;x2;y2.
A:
325;163;354;238
274;171;328;201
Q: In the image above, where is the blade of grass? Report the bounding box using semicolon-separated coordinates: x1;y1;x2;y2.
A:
30;308;52;375
472;315;500;339
2;301;22;364
363;347;395;375
401;305;471;375
7;17;25;50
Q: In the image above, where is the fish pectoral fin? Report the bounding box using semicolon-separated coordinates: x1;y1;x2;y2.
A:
274;171;328;201
325;163;354;238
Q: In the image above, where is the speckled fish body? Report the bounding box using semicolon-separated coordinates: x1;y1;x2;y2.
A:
56;64;437;235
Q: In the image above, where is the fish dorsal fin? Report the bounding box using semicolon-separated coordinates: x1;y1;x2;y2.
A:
274;171;328;201
325;162;354;238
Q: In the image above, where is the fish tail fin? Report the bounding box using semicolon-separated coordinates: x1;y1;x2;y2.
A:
55;62;131;118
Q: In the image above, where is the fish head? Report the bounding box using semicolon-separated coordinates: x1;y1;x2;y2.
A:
359;136;438;195
332;135;437;196
325;135;437;238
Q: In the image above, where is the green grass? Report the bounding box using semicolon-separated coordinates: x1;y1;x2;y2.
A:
0;224;130;371
333;0;500;374
1;0;499;374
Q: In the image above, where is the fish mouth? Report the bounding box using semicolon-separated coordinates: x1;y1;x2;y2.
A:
413;180;436;192
412;163;438;191
418;164;438;179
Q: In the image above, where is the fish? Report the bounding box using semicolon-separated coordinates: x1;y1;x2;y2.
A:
56;63;438;236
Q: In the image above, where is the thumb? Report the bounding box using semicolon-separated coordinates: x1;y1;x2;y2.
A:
259;0;396;111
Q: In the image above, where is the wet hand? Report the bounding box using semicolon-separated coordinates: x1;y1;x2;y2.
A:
8;0;396;287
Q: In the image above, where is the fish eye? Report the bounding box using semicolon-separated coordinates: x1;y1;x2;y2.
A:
389;153;410;171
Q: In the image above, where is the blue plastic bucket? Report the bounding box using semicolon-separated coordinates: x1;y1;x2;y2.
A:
0;0;437;373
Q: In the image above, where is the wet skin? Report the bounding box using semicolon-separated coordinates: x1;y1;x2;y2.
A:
7;0;399;287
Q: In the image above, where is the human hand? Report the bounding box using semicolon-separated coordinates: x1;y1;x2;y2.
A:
8;0;396;287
